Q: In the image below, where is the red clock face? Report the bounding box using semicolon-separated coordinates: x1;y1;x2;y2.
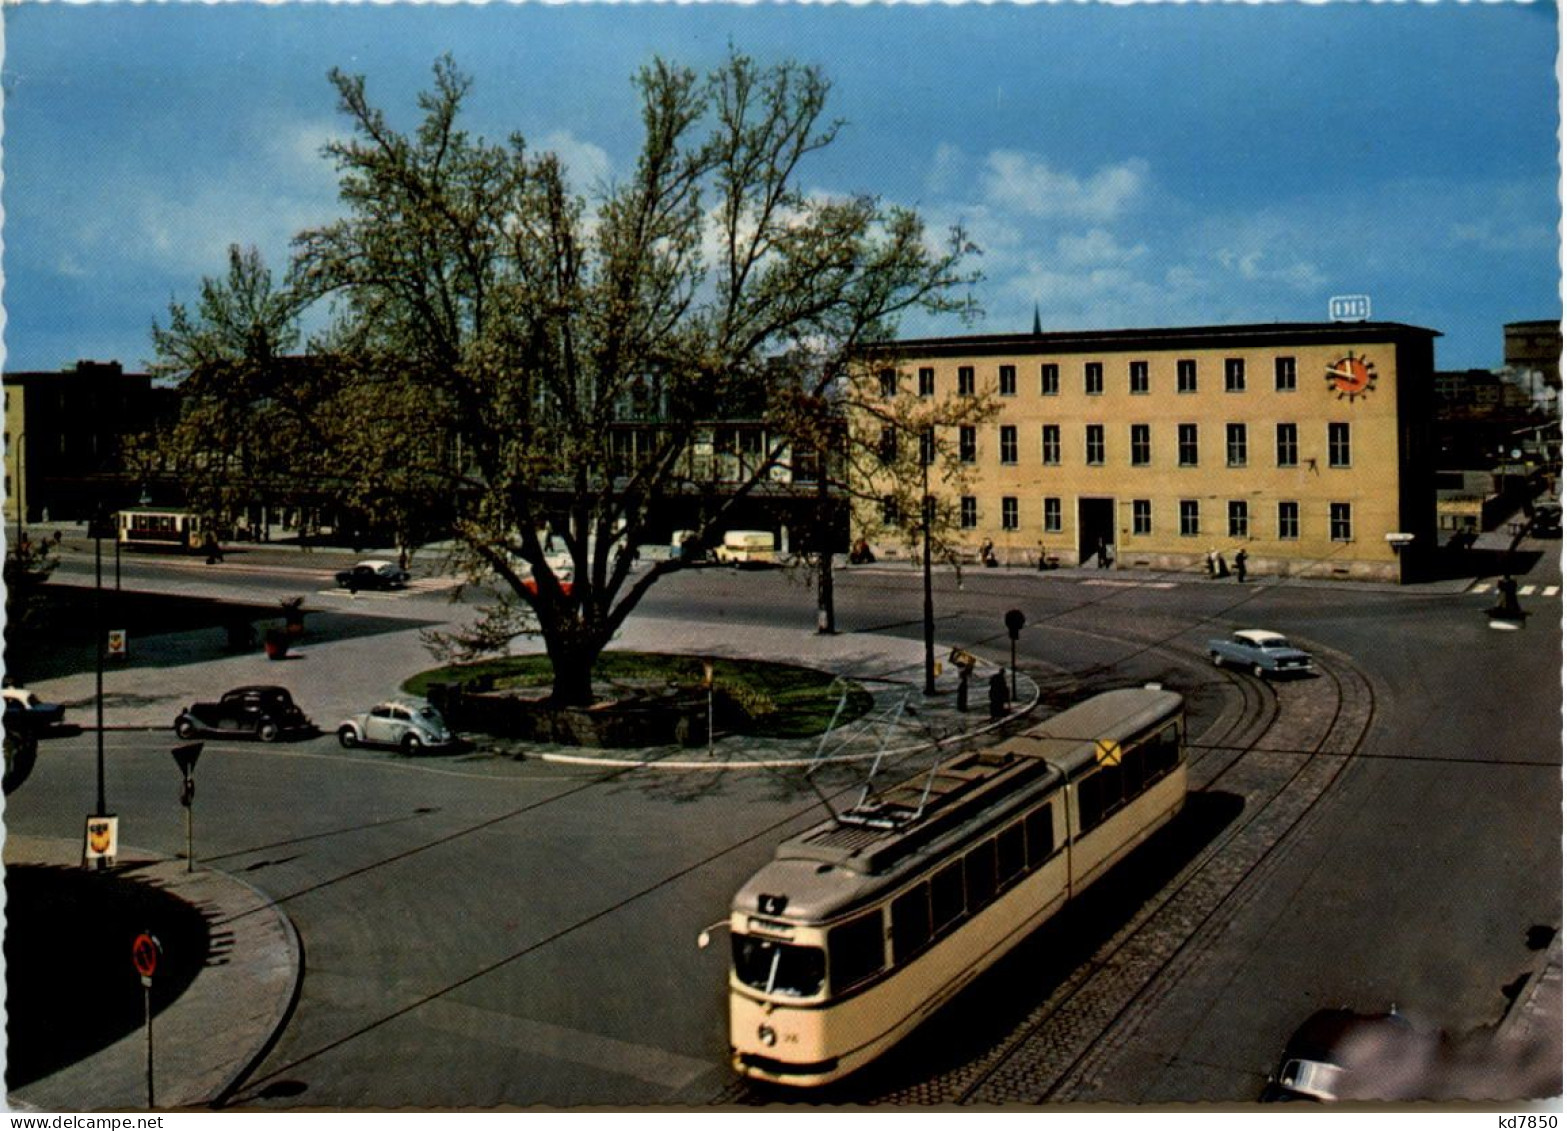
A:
1325;354;1377;401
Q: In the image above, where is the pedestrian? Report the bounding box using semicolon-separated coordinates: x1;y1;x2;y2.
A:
1096;539;1109;569
1215;552;1229;578
1036;541;1048;571
1234;548;1248;583
980;538;997;568
988;669;1009;719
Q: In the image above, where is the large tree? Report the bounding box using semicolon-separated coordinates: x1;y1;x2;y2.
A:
156;53;978;704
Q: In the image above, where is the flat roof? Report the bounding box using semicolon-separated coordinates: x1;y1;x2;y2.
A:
866;321;1442;359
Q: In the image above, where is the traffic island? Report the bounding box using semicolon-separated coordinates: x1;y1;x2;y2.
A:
404;652;875;749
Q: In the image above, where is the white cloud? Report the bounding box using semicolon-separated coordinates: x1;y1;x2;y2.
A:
981;152;1149;222
1057;228;1147;269
538;130;614;197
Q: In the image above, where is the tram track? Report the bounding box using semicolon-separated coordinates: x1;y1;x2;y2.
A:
891;645;1378;1105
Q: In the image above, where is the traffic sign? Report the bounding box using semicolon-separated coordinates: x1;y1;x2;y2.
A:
171;742;203;776
132;932;161;979
107;630;128;658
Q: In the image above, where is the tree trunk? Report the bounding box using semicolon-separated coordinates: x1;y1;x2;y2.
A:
547;636;601;707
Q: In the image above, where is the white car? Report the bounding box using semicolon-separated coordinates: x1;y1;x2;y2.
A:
337;700;455;753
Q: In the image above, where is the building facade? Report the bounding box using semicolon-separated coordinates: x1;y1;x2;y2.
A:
4;361;181;528
858;322;1440;582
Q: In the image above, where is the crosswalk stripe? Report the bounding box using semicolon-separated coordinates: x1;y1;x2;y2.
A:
1520;585;1538;596
1546;586;1560;597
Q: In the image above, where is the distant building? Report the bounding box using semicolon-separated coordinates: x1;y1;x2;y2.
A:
857;321;1441;582
4;361;180;527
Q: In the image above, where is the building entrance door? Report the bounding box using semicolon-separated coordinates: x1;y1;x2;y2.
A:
1078;497;1116;566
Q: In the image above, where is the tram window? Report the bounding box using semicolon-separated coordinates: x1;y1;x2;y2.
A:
1025;805;1055;866
1121;745;1147;795
930;861;965;932
731;935;825;998
996;822;1026;886
829;912;886;993
892;884;933;963
965;840;997;910
1078;771;1110;833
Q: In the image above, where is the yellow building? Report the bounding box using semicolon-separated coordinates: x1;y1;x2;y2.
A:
859;322;1440;582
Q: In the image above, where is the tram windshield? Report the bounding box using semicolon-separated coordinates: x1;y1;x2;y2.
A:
731;934;825;998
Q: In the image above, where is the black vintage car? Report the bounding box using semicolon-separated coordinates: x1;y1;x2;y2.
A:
174;685;314;742
334;559;411;591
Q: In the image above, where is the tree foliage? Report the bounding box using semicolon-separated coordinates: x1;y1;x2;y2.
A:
154;52;979;704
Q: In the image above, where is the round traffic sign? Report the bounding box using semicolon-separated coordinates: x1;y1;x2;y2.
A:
132;933;161;979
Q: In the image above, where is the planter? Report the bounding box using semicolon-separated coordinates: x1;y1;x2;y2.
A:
263;630;291;661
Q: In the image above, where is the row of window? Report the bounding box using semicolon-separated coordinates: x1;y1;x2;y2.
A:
897;421;1355;469
880;356;1303;399
883;495;1357;541
827;721;1183;993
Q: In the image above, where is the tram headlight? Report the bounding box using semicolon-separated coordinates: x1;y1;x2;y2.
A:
757;1024;778;1048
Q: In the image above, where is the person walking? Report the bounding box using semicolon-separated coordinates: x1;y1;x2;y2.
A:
1234;548;1248;583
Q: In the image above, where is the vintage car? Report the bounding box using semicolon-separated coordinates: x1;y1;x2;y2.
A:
3;688;66;734
1207;629;1314;678
174;685;314;742
335;559;411;591
1263;1008;1436;1102
337;699;456;753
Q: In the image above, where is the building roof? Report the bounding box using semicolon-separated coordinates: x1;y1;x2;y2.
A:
866;321;1442;360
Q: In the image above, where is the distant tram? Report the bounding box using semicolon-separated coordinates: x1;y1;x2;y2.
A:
726;686;1188;1086
116;509;209;551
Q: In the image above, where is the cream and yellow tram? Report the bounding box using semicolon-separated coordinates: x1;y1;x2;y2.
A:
727;687;1187;1086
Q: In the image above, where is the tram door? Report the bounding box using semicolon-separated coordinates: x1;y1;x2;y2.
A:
1077;497;1116;566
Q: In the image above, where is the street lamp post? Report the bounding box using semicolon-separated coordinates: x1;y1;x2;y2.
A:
921;452;936;696
95;508;107;824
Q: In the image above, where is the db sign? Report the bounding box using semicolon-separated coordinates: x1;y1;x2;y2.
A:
1329;294;1371;322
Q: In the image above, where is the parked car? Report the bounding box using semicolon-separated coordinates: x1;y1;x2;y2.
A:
1207;629;1314;678
174;685;314;742
335;559;411;591
1263;1008;1436;1102
1531;502;1561;538
337;699;456;753
3;688;65;734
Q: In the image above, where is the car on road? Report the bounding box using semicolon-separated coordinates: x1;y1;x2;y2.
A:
337;699;456;753
1531;502;1561;538
1207;629;1314;678
1263;1007;1437;1102
174;685;315;742
3;688;65;734
335;559;411;591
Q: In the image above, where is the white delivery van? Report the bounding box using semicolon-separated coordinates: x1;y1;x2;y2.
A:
714;530;777;567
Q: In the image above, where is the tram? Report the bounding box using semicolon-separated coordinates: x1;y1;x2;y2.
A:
116;509;209;551
726;686;1188;1086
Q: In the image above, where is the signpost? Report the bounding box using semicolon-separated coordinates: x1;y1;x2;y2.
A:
171;742;203;872
133;932;162;1108
1004;609;1026;701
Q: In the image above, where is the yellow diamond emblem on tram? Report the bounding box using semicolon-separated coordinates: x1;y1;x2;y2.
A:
1095;739;1122;767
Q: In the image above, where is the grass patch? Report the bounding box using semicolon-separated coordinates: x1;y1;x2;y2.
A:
403;651;874;739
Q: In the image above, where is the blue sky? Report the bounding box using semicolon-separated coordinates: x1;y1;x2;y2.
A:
2;2;1559;374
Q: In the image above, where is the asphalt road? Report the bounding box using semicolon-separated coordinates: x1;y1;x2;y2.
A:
8;544;1561;1106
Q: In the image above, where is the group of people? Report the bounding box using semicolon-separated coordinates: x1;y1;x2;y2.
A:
1207;547;1248;581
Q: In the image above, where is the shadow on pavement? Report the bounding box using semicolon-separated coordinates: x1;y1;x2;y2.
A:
5;861;213;1089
